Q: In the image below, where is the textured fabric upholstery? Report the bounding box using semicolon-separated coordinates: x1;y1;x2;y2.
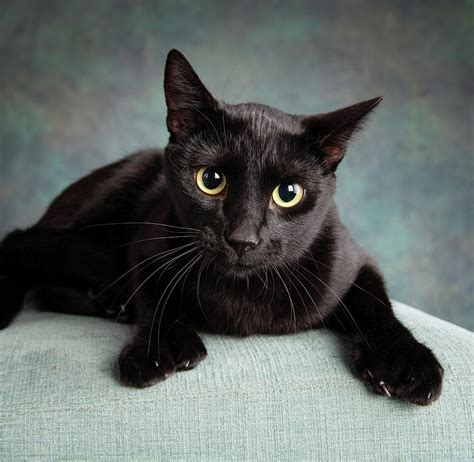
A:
0;301;472;461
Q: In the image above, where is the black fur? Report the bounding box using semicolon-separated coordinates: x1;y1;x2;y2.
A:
0;49;442;404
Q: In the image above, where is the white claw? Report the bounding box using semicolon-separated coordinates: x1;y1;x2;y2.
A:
379;381;391;397
154;361;159;368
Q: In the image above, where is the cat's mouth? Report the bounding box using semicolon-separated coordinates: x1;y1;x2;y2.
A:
229;263;262;278
207;248;263;276
224;256;268;277
234;261;258;271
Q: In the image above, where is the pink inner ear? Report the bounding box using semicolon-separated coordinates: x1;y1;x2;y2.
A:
324;145;343;157
167;111;186;137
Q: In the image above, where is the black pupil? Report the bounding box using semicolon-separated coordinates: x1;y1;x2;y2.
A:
279;183;298;202
202;168;223;190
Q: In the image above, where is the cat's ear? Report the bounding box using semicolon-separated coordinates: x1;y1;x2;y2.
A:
164;49;218;139
303;97;382;172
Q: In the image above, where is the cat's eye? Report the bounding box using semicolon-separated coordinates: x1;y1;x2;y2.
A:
196;167;227;195
272;183;304;208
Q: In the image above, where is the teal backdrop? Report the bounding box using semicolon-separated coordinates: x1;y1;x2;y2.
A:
0;0;472;329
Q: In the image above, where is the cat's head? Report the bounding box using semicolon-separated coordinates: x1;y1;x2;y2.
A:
163;49;381;276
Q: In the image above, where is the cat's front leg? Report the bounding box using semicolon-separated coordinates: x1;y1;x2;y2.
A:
327;265;443;405
118;316;207;388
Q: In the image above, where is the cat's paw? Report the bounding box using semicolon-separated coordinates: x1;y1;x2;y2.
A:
169;325;207;371
104;303;135;324
352;337;443;405
117;344;176;388
117;323;207;387
87;285;135;324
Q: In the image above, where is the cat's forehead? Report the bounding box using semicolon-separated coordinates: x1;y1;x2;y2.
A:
183;103;316;177
221;103;308;164
181;103;314;172
225;102;304;137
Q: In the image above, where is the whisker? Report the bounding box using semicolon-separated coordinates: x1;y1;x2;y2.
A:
269;266;276;306
293;261;344;330
80;221;200;233
95;242;197;299
287;263;326;328
153;247;195;286
273;266;297;333
196;255;213;323
296;263;369;347
255;268;269;298
100;235;197;253
150;252;202;358
120;246;198;319
303;254;390;309
109;245;198;320
281;264;311;324
180;250;204;300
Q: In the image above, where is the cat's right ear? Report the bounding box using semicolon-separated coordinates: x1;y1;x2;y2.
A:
164;49;218;140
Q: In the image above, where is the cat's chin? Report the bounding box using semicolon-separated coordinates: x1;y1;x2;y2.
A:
209;255;261;278
226;262;266;279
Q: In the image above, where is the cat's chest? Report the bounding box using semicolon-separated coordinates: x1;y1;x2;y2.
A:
188;272;327;335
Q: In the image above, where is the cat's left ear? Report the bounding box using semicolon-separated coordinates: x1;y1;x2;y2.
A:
164;49;218;140
303;97;382;172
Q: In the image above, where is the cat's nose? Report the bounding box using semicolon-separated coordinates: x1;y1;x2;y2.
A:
225;227;260;257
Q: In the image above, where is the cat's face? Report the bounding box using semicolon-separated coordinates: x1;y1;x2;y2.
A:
165;103;335;275
163;50;381;276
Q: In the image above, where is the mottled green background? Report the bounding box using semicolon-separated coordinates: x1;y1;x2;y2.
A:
0;0;472;328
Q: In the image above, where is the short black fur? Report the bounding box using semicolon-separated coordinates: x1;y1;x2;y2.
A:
0;50;443;404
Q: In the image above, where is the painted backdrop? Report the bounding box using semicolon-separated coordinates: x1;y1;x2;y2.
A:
0;0;472;328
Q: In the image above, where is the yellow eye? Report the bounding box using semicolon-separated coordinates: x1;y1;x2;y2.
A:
196;167;227;195
272;183;304;208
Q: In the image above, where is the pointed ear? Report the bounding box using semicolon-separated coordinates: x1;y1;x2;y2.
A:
303;97;382;172
164;49;218;139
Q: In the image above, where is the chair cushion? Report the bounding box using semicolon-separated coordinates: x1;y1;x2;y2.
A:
0;301;472;460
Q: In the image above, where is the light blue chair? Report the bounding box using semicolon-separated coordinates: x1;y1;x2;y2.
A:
0;301;472;460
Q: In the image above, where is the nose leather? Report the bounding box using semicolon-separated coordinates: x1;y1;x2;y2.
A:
225;226;260;257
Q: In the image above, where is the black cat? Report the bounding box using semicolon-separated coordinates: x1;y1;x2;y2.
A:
0;49;443;404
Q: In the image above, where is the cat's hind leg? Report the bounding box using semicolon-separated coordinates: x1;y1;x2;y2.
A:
0;226;132;325
0;276;29;329
31;285;134;323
